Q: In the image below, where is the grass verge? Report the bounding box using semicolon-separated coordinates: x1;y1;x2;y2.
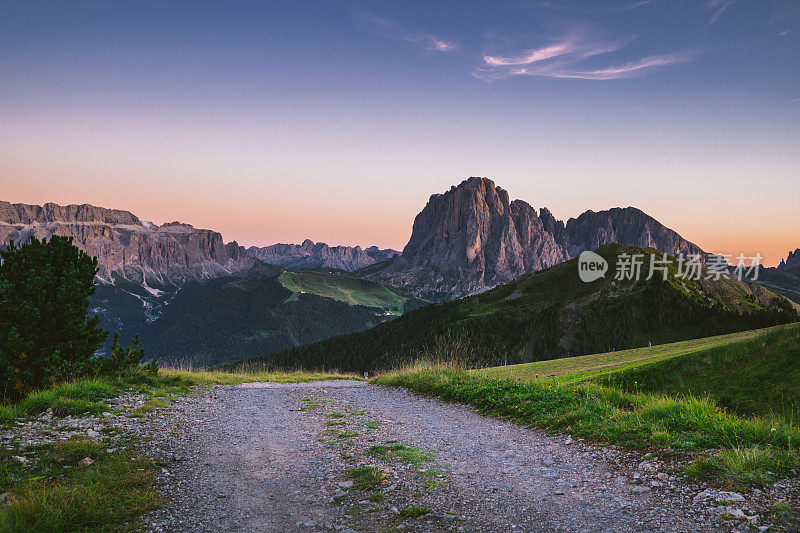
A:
0;437;159;532
373;369;800;489
0;368;357;425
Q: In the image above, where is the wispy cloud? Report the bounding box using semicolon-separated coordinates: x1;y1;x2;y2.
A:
474;30;692;81
554;53;693;80
353;11;457;53
483;43;572;66
707;0;735;25
521;0;657;15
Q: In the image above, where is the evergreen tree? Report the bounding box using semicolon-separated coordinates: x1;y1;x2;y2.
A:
0;236;107;400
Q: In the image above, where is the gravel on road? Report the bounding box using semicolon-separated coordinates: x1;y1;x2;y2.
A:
141;380;748;532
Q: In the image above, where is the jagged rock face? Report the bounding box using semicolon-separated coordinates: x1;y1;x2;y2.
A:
400;177;568;295
778;249;800;270
562;207;704;259
0;201;254;283
373;177;706;299
247;240;398;271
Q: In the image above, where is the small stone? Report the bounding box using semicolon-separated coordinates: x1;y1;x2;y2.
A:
389;506;399;514
693;488;717;503
86;429;100;439
650;481;661;488
554;490;565;495
102;412;112;417
337;481;354;489
0;492;10;505
11;456;27;464
564;437;573;445
217;493;228;499
78;457;94;467
542;458;556;467
657;473;669;481
303;521;316;527
726;508;746;519
717;491;745;503
631;486;651;494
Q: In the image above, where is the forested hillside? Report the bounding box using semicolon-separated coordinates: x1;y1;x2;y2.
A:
140;268;423;367
225;244;799;373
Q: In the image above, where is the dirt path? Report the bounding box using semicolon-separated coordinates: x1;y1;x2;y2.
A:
143;381;723;532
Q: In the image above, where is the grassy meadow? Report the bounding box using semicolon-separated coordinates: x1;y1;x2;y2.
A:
278;271;414;315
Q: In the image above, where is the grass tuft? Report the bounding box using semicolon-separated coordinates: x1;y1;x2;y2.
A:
368;443;431;466
344;466;385;491
399;506;431;519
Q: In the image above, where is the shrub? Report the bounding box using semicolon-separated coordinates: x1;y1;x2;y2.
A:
98;334;154;376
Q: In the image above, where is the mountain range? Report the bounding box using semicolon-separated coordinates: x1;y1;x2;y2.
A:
2;177;796;366
247;240;398;271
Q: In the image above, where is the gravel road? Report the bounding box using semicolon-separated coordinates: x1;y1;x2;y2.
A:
142;381;734;532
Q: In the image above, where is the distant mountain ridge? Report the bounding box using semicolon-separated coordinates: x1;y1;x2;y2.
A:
247;239;398;271
0;201;253;283
364;177;705;299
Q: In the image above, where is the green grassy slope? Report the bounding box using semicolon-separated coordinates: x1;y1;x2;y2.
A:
477;325;789;384
600;323;800;421
140;270;420;368
229;243;798;373
278;271;424;315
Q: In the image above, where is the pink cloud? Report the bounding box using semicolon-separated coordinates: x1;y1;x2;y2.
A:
483;43;572;66
474;29;693;82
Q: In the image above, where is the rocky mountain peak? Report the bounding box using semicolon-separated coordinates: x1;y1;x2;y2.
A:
400;177;567;295
778;249;800;270
562;206;703;259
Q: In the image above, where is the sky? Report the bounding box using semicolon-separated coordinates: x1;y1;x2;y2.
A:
1;0;798;265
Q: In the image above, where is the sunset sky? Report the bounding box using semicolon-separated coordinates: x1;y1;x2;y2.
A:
1;1;798;265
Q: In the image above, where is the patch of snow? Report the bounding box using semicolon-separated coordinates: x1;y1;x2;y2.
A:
140;274;163;297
